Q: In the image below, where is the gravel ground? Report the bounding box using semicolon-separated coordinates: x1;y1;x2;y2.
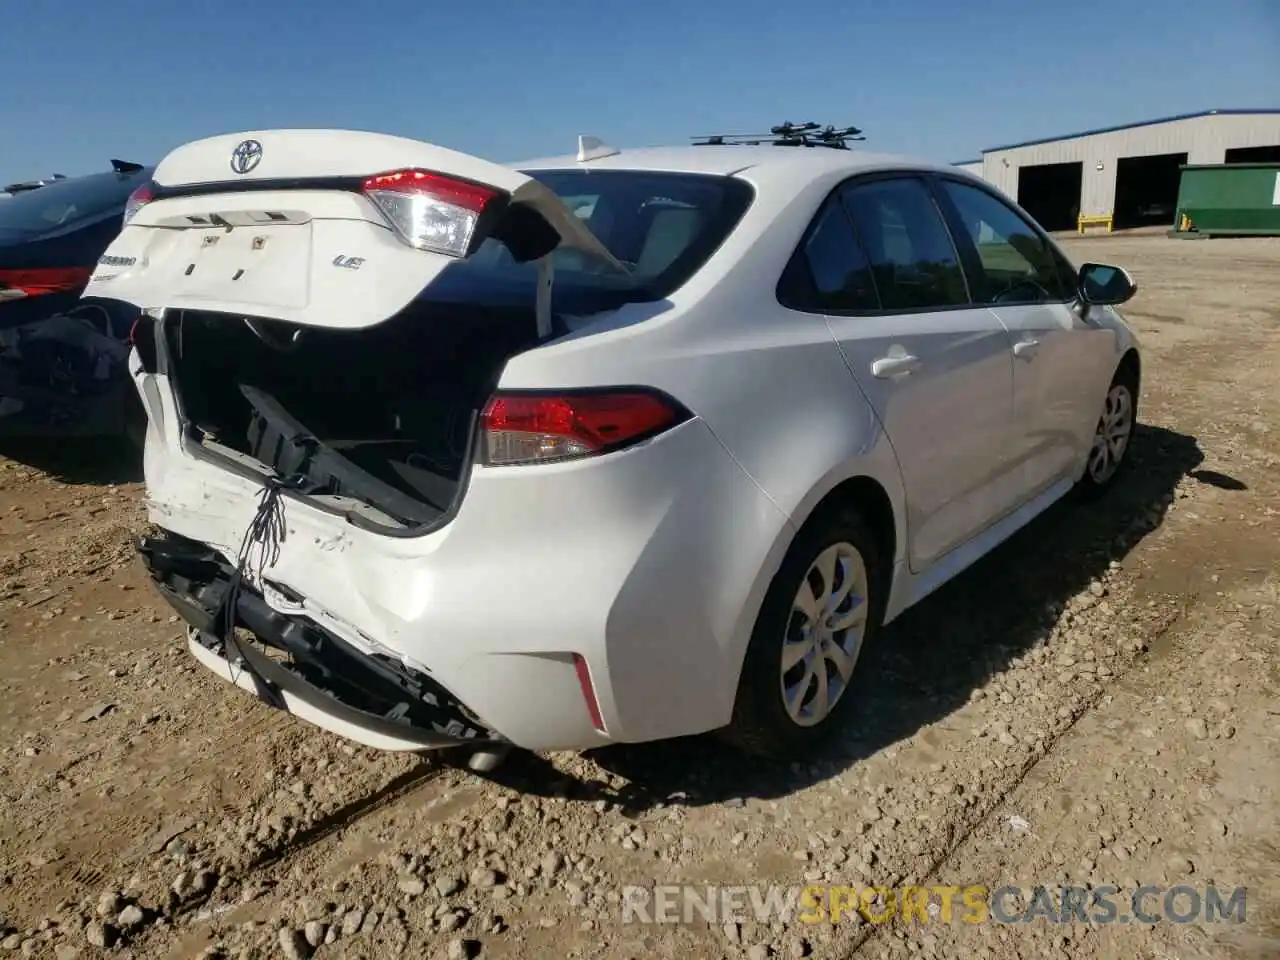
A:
0;234;1277;960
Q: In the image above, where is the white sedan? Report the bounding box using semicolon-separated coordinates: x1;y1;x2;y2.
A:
90;127;1140;768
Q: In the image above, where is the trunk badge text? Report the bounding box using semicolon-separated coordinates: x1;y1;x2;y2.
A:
333;255;365;270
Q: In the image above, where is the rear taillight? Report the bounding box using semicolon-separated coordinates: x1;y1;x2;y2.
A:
0;267;94;300
123;181;155;226
479;389;690;466
361;168;500;258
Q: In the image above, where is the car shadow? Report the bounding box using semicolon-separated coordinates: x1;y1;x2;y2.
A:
473;423;1228;812
0;437;142;485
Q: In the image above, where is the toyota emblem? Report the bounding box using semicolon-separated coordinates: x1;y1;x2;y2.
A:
230;139;263;175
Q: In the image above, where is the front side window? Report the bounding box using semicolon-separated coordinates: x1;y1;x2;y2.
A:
937;179;1073;304
839;178;970;311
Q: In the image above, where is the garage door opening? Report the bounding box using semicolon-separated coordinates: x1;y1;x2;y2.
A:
1015;161;1082;232
1113;152;1188;229
1225;145;1280;164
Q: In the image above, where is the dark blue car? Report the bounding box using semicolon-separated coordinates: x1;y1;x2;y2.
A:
0;160;152;441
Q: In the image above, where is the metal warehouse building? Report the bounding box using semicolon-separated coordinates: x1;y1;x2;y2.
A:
952;108;1280;232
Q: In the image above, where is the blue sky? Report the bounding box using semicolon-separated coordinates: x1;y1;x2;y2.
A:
1;0;1277;183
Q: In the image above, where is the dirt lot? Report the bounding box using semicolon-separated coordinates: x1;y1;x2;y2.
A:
0;234;1278;960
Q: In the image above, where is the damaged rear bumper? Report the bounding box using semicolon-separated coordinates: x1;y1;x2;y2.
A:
138;530;499;752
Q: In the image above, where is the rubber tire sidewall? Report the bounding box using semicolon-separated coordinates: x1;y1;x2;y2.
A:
1077;364;1139;500
724;507;887;760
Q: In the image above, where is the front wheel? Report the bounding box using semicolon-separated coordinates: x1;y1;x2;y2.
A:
724;508;885;760
1078;368;1137;497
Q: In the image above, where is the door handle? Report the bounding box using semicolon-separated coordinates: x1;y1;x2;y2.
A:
1012;338;1040;360
871;354;922;379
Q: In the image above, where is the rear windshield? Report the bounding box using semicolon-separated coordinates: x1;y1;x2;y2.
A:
446;169;753;305
0;171;143;239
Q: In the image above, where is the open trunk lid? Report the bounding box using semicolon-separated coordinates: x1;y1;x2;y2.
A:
84;129;625;329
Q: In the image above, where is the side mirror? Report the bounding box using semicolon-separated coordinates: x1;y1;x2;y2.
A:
1078;262;1137;306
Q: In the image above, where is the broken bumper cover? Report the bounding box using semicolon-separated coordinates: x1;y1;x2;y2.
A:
138;531;499;752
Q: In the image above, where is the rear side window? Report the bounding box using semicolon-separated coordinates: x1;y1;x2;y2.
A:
840;178;970;311
0;171;140;238
779;198;880;311
936;179;1074;303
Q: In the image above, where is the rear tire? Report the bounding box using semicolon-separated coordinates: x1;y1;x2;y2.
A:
1077;364;1138;499
724;507;886;760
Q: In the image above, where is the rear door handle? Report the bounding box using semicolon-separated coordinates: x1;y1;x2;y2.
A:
871;354;921;379
1012;338;1040;360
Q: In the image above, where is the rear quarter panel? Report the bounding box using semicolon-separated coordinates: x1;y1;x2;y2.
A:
496;164;909;683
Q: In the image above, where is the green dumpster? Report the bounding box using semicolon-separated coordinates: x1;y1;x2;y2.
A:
1172;163;1280;237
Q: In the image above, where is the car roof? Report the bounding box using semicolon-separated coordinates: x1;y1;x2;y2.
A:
4;165;152;196
512;144;940;178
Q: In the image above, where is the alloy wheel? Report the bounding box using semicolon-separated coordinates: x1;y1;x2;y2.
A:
1088;383;1134;484
781;541;869;727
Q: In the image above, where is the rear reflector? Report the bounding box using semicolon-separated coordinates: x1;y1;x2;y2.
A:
361;168;500;258
572;654;605;732
479;389;689;466
123;181;155;226
0;267;94;299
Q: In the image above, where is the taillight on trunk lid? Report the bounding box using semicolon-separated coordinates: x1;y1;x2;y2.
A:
480;389;691;466
361;169;500;258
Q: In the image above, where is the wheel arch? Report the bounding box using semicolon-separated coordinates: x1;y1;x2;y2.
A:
723;462;907;700
720;468;903;755
1110;346;1142;429
796;474;899;577
1116;346;1141;396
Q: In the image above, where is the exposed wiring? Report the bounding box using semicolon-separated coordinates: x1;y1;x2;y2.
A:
221;473;306;706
